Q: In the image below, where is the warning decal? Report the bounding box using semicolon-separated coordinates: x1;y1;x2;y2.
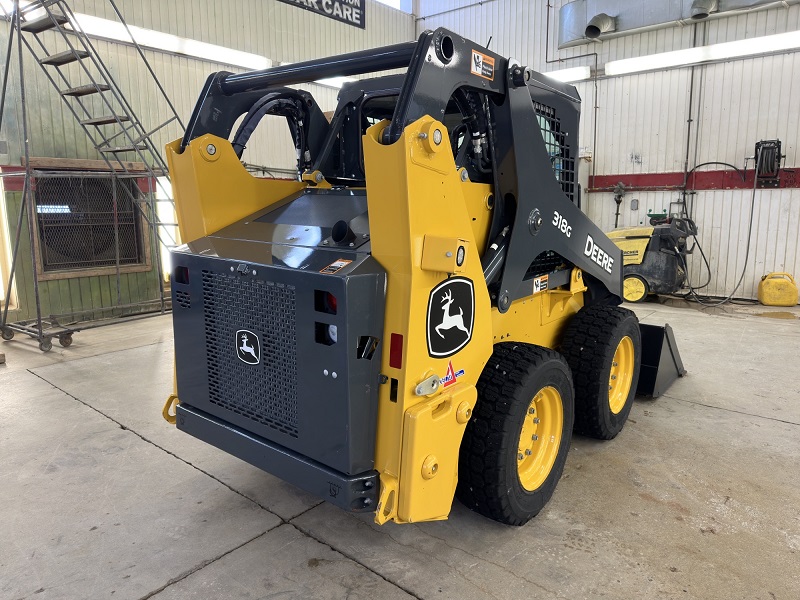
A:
320;259;352;274
533;274;549;294
471;50;495;81
441;361;465;388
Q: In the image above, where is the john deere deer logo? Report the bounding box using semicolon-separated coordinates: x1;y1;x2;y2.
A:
427;278;475;358
436;289;470;339
236;329;260;365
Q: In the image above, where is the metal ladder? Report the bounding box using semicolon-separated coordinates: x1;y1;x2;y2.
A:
1;0;182;259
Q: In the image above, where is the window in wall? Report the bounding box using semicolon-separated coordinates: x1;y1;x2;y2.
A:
0;176;14;308
375;0;411;11
34;176;145;272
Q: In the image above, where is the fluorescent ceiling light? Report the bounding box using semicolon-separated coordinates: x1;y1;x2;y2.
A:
543;65;591;83
0;0;39;17
1;2;358;89
605;29;800;76
0;2;271;70
69;13;271;70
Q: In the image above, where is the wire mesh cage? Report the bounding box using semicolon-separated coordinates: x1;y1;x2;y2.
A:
1;169;167;351
533;101;577;204
33;174;145;272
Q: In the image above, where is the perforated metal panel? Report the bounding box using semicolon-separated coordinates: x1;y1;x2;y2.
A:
525;250;566;280
201;270;299;438
175;290;191;309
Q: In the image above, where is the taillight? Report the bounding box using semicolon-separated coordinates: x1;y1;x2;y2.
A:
389;333;403;369
325;292;338;314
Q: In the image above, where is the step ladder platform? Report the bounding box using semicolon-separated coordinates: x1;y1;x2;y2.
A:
22;14;69;34
81;115;131;126
40;49;90;66
61;83;111;97
100;145;146;153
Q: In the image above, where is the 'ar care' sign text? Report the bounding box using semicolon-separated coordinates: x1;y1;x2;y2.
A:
277;0;365;29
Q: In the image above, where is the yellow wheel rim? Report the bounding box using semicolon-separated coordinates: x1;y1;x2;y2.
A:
623;277;647;302
608;336;635;414
517;386;563;492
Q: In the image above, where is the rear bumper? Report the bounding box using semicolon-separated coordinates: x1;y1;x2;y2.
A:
176;403;378;512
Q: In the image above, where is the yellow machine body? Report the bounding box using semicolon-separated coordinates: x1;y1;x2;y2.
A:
163;28;651;527
165;135;305;244
758;272;799;307
166;119;586;524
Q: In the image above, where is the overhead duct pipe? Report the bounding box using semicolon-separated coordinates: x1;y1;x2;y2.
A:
691;0;718;19
585;13;616;38
560;0;800;48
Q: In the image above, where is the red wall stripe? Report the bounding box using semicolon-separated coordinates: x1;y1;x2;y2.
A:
0;166;25;192
6;167;797;195
589;168;798;192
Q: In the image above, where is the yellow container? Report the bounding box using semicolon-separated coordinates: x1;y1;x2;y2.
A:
757;272;798;307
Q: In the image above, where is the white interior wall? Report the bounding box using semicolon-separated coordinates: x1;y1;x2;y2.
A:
417;0;800;300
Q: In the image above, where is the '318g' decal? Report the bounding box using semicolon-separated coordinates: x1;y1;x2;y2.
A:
552;211;572;237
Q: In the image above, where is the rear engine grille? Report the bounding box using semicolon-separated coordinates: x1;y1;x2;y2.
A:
201;270;299;437
175;290;191;309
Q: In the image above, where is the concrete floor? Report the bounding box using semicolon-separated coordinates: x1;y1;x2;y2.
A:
1;302;799;600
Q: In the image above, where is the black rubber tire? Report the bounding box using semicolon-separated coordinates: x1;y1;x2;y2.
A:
560;305;642;440
58;334;73;348
1;327;13;341
456;343;574;526
39;338;52;352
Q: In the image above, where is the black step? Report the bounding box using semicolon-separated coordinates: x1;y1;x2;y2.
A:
39;49;90;66
81;115;130;126
22;14;69;34
100;144;146;153
61;83;111;97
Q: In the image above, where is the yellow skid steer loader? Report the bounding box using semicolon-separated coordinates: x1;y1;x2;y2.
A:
162;29;683;525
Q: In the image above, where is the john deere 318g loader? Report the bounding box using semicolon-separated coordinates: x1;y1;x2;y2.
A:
162;28;673;526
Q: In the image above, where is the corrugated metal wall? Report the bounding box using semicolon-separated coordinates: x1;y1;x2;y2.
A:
1;0;414;169
417;0;800;300
0;0;415;321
